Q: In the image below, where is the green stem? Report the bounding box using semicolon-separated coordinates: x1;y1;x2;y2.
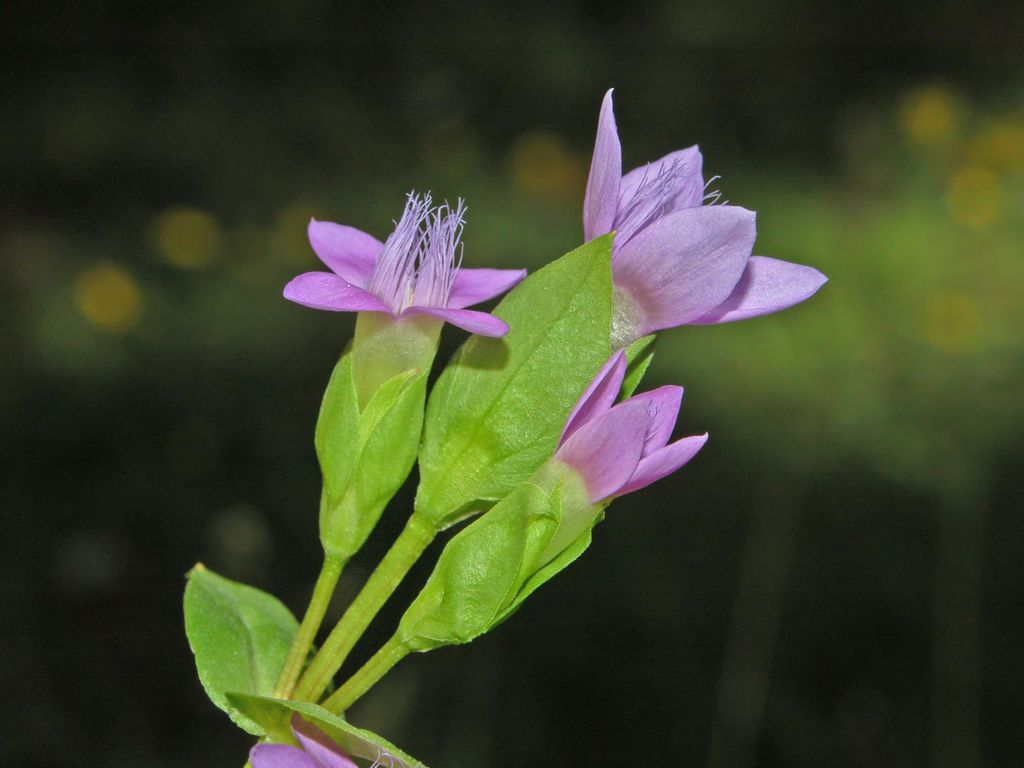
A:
322;634;411;713
292;513;435;702
273;555;345;699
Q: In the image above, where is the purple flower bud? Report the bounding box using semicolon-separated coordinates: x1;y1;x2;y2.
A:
554;350;708;504
284;192;526;338
250;717;357;768
584;90;827;346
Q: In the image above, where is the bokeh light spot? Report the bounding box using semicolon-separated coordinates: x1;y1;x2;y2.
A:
74;263;143;333
154;207;223;269
946;166;1003;229
922;291;979;353
509;132;586;202
968;120;1024;174
899;86;961;147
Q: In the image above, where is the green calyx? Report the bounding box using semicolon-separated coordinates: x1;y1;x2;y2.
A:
316;345;429;563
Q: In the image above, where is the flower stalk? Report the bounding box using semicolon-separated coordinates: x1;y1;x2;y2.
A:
292;513;435;703
272;555;345;699
322;635;412;714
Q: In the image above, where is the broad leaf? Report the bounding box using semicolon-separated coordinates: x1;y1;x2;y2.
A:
183;564;297;735
416;235;614;530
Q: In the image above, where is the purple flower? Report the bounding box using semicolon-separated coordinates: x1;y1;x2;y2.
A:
284;192;526;337
554;350;707;503
584;90;827;345
250;717;356;768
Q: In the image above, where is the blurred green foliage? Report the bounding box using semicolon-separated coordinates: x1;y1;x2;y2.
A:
2;2;1023;767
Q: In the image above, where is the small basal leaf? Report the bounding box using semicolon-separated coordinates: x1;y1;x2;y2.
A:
416;235;613;530
183;564;298;735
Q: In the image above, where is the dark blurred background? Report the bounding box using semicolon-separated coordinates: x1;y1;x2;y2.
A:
3;1;1023;766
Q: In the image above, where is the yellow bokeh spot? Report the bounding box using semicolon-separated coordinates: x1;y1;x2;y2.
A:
946;166;1003;229
967;120;1024;174
921;291;979;353
154;207;223;269
272;200;319;266
509;132;586;202
899;86;961;147
74;264;143;333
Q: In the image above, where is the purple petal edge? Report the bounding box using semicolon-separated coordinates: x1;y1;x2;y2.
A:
613;205;756;334
406;306;510;337
307;219;383;285
559;350;627;447
283;272;392;313
616;433;708;497
250;744;317;768
625;385;684;456
446;267;528;309
557;398;650;503
583;89;622;242
690;256;828;325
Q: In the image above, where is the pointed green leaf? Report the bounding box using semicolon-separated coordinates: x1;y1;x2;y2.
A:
399;482;558;650
416;236;614;530
183;564;298;735
622;333;658;398
318;362;428;562
316;350;360;505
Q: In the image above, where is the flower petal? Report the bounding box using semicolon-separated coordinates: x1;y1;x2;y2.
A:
620;145;705;213
691;255;828;325
625;385;684;458
613;205;756;335
616;432;708;497
308;219;383;285
583;89;622;242
283;272;392;313
250;744;317;768
559;350;627;447
406;306;510;337
556;398;649;503
446;268;528;309
293;718;359;768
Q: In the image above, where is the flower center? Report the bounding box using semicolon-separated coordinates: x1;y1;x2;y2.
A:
368;192;465;313
613;158;693;248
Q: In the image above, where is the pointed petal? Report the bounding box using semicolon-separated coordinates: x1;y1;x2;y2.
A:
293;718;359;768
406;306;510;337
620;145;705;213
616;432;708;497
559;350;628;447
283;272;392;313
626;385;684;457
556;398;650;503
583;89;622;242
307;219;383;285
691;255;828;324
613;205;756;335
446;268;528;309
250;744;317;768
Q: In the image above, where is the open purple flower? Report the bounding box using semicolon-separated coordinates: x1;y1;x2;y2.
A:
250;717;356;768
555;350;707;504
584;90;827;346
285;192;526;338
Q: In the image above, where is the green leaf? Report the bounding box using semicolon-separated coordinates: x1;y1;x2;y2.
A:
183;564;298;735
622;333;658;398
228;694;429;768
317;359;428;562
416;235;614;530
398;482;558;650
496;508;604;627
315;350;360;505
